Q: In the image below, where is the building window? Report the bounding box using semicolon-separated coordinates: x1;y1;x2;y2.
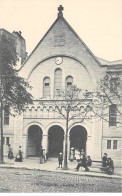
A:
109;104;117;126
54;68;62;96
66;76;73;91
110;78;118;92
113;140;117;149
107;140;111;149
6;137;10;145
4;108;9;125
43;77;50;97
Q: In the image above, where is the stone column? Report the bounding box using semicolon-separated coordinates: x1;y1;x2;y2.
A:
42;135;48;153
22;135;28;158
67;135;70;160
63;134;65;158
86;136;92;156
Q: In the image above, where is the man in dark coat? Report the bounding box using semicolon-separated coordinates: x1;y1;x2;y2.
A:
58;152;63;168
102;153;108;167
106;157;114;174
76;155;89;171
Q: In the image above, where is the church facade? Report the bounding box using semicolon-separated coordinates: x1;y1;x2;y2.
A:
3;6;122;167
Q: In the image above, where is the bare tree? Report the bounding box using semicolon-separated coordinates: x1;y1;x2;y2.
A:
40;85;92;170
85;72;122;127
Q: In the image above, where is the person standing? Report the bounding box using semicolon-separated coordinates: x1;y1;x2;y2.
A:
102;153;108;167
39;146;43;164
70;147;75;162
58;152;63;168
81;149;85;159
15;146;23;162
75;149;81;162
42;149;46;163
8;144;13;159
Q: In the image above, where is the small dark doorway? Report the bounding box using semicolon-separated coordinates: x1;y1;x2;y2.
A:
70;126;87;152
27;125;42;157
48;125;64;157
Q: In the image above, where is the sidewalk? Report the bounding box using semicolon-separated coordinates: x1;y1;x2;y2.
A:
0;157;122;179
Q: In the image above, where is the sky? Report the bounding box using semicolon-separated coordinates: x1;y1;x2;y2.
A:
0;0;122;61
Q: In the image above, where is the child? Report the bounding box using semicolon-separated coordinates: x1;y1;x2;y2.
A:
58;152;63;168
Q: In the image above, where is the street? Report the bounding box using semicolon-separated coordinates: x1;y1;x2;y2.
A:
0;167;121;192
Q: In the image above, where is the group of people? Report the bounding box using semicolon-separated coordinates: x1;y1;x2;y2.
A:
74;149;92;171
8;144;23;162
8;145;114;175
101;153;114;174
70;148;86;162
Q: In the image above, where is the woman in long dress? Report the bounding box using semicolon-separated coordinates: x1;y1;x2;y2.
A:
15;146;23;162
8;144;13;159
75;149;81;162
70;147;75;161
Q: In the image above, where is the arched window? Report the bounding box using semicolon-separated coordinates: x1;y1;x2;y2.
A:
109;104;117;126
43;77;50;97
54;68;62;96
66;76;73;91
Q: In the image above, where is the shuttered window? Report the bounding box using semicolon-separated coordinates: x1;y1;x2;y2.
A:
113;140;117;149
43;77;50;97
107;140;111;149
54;68;62;96
66;76;73;91
109;104;117;126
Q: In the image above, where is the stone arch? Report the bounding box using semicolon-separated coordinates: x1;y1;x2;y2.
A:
27;124;43;157
48;125;64;157
68;122;91;137
23;121;44;136
45;122;65;135
69;125;87;152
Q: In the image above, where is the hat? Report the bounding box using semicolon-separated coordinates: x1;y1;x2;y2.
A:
60;152;62;154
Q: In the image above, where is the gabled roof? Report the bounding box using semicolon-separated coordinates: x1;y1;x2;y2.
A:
21;13;101;69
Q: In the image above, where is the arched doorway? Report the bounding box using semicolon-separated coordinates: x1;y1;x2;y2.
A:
48;125;64;157
27;125;42;157
70;125;87;152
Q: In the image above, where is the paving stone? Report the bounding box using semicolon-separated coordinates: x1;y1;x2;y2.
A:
0;167;121;192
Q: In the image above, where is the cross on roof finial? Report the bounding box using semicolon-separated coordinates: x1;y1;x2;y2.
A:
58;5;64;17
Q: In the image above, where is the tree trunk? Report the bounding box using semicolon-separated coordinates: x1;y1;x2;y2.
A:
0;61;4;164
0;97;4;164
63;116;69;170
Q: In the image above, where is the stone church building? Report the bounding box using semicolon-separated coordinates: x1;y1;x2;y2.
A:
3;6;122;167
